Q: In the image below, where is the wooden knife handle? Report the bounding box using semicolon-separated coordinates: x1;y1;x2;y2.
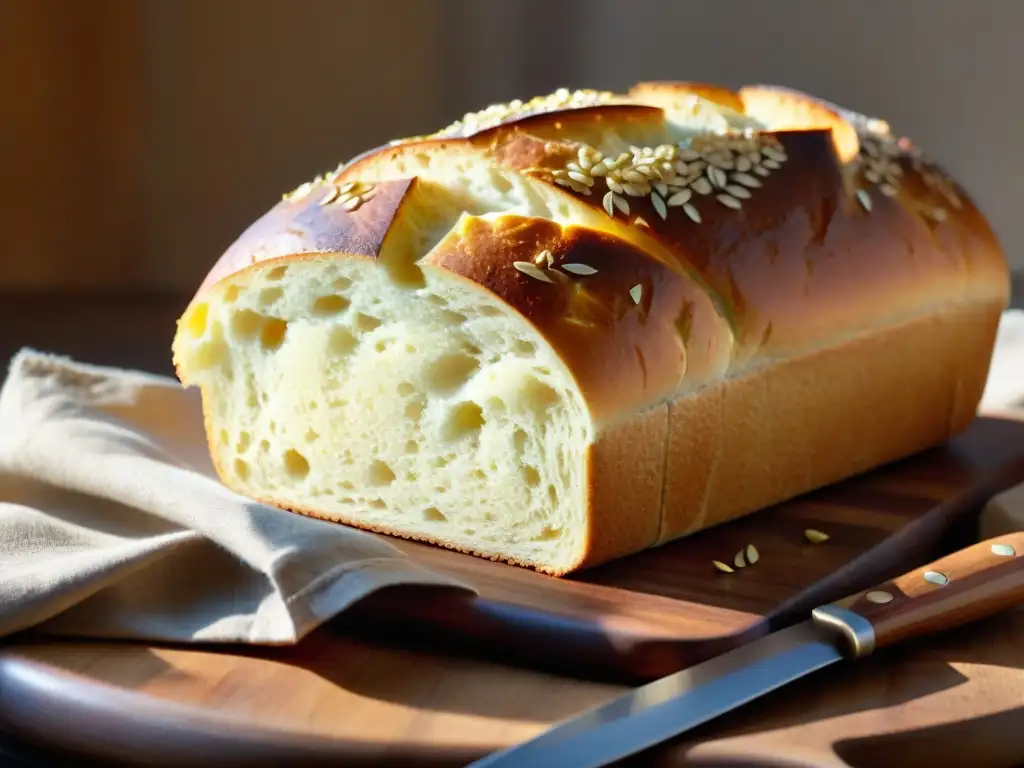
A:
811;531;1024;658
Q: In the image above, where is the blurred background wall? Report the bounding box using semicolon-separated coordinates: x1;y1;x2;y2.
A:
2;0;1022;295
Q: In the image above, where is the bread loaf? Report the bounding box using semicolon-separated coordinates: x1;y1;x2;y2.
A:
172;82;1010;575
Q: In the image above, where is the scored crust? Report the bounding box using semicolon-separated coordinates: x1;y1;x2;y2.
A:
173;82;1011;574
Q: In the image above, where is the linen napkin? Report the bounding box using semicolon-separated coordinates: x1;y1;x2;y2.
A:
0;348;471;644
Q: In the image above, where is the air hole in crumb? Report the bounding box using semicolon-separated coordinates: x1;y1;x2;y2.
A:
234;458;250;481
486;396;506;415
375;339;391;352
259;439;270;453
237;431;251;452
223;285;240;303
521;377;558;414
535;366;551;375
479;305;502;317
472;469;487;480
259;287;283;306
368;459;396;486
405;344;417;354
268;421;277;435
443;401;485;442
312;294;350;315
424;507;446;522
440;309;467;326
405;440;420;454
247;393;258;407
547;485;558;505
332;276;352;290
266;265;288;281
463;528;476;536
283;449;309;479
340;497;354;504
406;472;418;481
327;327;357;356
383;259;425;290
426;293;447;307
425;354;479;395
219;428;229;445
522;466;541;487
512;428;528;455
404;398;425;420
354;313;381;332
183;303;209;338
434;485;447;493
304;428;320;443
432;456;450;468
535;526;561;541
369;499;387;510
397;382;415;396
489;169;513;194
231;309;262;340
461;341;482;356
260;318;288;350
513;340;536;356
340;480;355;490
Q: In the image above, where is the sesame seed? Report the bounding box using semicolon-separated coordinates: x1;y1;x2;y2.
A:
602;190;616;217
651;191;668;220
732;172;761;188
879;183;898;197
655;182;669;197
606;178;624;195
856;189;872;211
683;203;702;223
319;186;340;206
804;528;829;544
666;189;692;206
930;207;947;222
341;195;362;211
513;261;555;284
635;216;650;227
753;166;771;177
713;560;734;574
762;147;787;162
339;181;357;193
534;249;554;267
629;284;643;304
725;184;751;199
612;193;630;215
733;550;747;569
561;263;598;276
746;544;759;564
568;170;594;186
717;193;742;210
692;178;713;195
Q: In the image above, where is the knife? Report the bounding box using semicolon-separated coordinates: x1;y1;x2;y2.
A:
470;530;1024;768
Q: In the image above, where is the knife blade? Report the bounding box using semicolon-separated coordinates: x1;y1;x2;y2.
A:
471;531;1024;768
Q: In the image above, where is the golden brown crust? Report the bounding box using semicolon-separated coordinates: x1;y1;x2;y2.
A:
195;177;417;295
659;298;1005;544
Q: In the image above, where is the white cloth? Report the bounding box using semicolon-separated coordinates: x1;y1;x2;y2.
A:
0;349;471;644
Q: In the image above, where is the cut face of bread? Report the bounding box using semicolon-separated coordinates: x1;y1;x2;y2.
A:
176;255;593;572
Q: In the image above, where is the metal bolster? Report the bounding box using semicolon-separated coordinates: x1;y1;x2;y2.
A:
810;605;876;658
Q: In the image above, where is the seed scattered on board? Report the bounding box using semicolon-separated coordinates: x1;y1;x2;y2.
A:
734;550;747;568
713;560;734;574
804;528;829;544
746;543;759;564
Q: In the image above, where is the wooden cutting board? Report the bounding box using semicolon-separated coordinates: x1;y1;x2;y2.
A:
329;413;1024;681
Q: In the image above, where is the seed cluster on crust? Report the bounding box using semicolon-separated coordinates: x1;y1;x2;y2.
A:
415;87;619;141
853;128;962;223
549;132;789;226
283;169;376;212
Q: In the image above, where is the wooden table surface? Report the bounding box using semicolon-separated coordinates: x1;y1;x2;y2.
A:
0;284;1022;768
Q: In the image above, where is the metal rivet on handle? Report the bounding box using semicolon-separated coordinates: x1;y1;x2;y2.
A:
866;590;894;604
924;570;949;586
992;543;1016;557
